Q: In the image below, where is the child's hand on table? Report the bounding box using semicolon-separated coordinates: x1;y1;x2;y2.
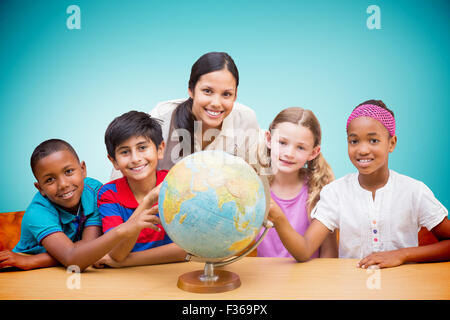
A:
358;250;406;269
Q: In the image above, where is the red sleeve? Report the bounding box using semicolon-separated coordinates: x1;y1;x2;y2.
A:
98;184;125;233
152;170;168;208
156;170;168;185
101;215;124;234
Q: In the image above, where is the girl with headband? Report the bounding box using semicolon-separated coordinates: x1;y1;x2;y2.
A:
268;100;450;268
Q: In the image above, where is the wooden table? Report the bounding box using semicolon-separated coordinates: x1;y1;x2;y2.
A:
1;258;449;300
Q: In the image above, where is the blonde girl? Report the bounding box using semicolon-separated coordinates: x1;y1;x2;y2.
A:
258;107;338;259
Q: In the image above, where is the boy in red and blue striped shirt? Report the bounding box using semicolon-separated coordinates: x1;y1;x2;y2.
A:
96;111;185;268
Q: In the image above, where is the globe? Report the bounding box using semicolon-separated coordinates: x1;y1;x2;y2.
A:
158;150;268;260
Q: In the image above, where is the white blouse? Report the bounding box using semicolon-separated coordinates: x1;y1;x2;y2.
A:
311;170;447;259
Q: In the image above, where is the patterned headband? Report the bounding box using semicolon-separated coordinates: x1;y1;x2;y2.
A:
346;104;396;136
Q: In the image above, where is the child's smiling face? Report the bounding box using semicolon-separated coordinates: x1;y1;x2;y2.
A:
33;150;86;214
347;116;397;176
110;135;164;182
267;121;321;175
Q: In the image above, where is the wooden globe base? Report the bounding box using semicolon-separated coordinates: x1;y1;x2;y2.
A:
177;269;241;293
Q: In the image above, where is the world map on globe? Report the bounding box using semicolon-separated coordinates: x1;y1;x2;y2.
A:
158;150;267;259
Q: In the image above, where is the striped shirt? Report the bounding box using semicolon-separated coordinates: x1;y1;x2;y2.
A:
97;171;171;252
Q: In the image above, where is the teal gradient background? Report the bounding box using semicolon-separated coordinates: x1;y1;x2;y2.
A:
0;0;448;213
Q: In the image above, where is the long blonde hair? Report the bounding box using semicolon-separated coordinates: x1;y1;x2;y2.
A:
266;107;334;214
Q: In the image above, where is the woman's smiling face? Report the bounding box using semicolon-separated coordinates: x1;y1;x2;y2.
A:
189;68;237;133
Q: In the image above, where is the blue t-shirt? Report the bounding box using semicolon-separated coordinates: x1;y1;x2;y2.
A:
13;177;103;254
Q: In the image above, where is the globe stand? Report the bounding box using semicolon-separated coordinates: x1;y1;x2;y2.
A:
177;263;241;293
177;220;273;294
199;262;219;282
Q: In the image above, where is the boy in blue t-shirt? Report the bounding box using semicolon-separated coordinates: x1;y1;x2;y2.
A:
0;139;160;271
94;111;186;268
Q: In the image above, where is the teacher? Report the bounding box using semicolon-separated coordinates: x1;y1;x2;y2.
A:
112;51;261;180
151;51;261;171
